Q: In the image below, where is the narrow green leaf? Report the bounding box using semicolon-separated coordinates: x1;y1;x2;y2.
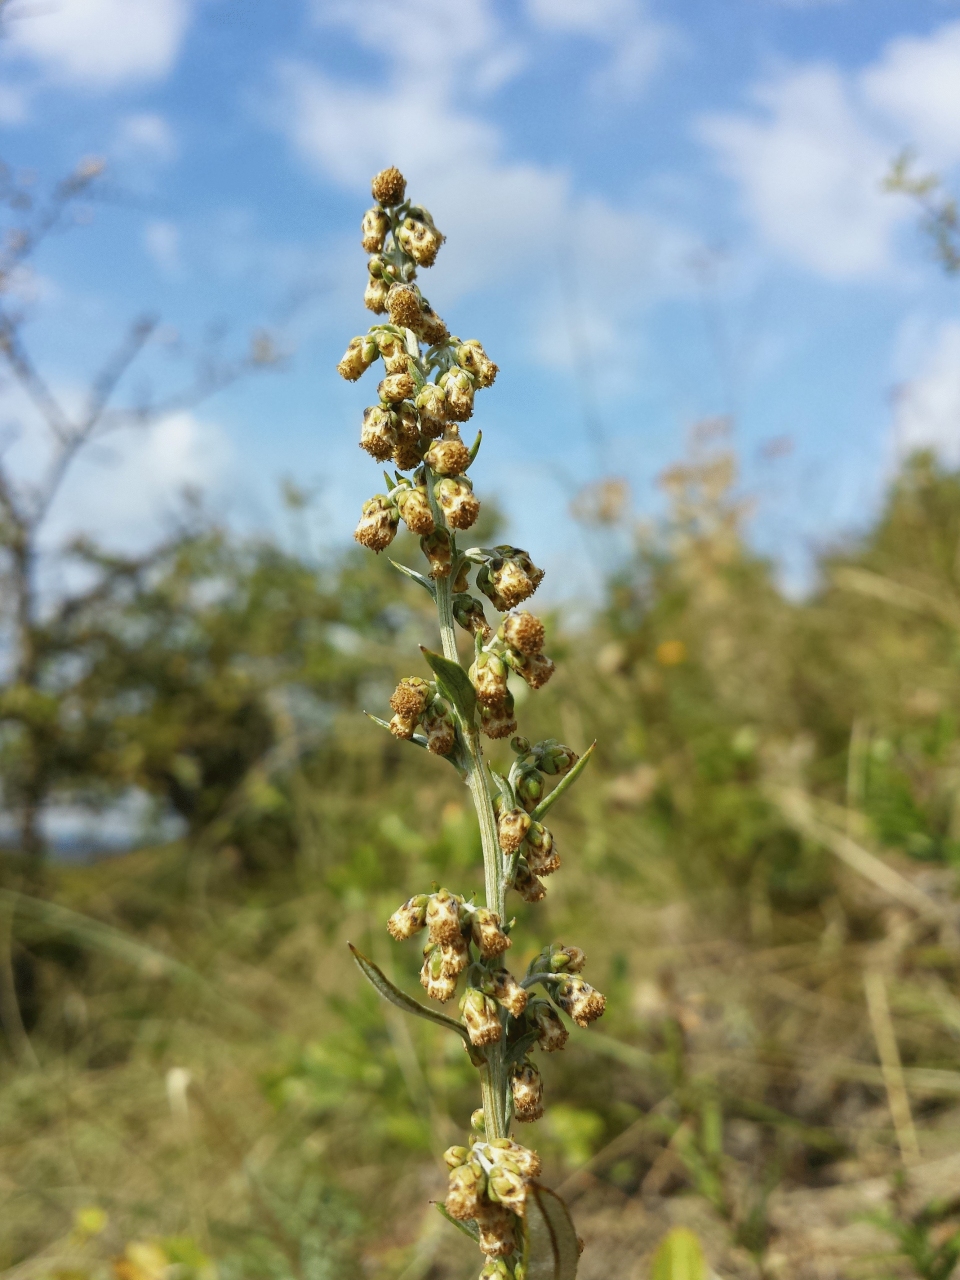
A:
650;1228;707;1280
506;1029;541;1068
348;943;474;1048
490;769;517;810
420;646;477;723
389;559;436;596
435;1204;480;1242
364;712;429;750
468;430;482;463
530;742;596;822
523;1184;581;1280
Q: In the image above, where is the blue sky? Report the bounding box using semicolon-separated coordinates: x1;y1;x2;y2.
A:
3;0;960;596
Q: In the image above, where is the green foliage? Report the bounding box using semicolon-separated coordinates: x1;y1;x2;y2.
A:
650;1228;706;1280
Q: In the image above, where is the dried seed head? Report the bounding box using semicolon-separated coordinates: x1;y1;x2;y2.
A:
502;611;545;655
511;1060;544;1122
364;272;390;314
361;207;389;254
415;299;448;345
425;434;471;477
390;676;432;720
354;495;399;552
422;698;456;755
487;1139;542;1179
471;650;509;708
396;486;435;535
420;529;453;579
525;822;560;876
460;987;503;1046
386;893;429;940
475;1203;519;1258
453;593;492;641
471;907;511;958
378;372;416;404
515;652;556;690
527;997;568;1052
498;807;531;854
436;477;480;530
476;548;544;612
456;339;498;388
415;382;448;437
387;284;424;329
444;1145;469;1169
371;166;406;206
556;975;606;1027
487;968;528;1018
487;1162;527;1216
441;368;475;421
376;331;410;374
392;405;423;471
445;1159;486;1220
389;712;417;739
426;888;462;944
397;212;445;267
420;945;458;1002
337;335;378;381
437;932;470;978
515;764;545;813
359;405;399;460
480;694;517;740
532;739;579;776
513;860;546;902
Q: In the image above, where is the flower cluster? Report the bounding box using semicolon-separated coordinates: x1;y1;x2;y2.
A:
342;169;601;1280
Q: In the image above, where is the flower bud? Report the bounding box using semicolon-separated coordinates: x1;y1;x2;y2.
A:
460;987;503;1046
415;382;448;437
378;371;416;403
486;968;528;1018
364;272;390;314
487;549;543;610
421;945;458;1003
555;975;606;1027
392;404;423;471
426;888;463;944
396;486;434;535
397;211;445;267
440;368;475;421
471;1107;486;1133
475;1203;518;1258
376;331;409;373
511;1060;544;1122
456;339;498;388
532;739;578;776
515;764;544;813
514;652;556;690
487;1162;527;1215
371;166;406;206
502;611;545;655
389;713;416;739
453;593;492;642
361;207;389;254
480;1262;511;1280
470;650;509;708
513;861;545;902
444;1145;469;1169
488;1139;542;1178
414;299;448;345
390;676;432;720
422;697;456;755
425;433;471;477
480;694;517;740
337;335;378;381
527;997;568;1052
387;893;429;940
550;945;586;973
525;822;559;876
445;1159;486;1220
438;932;470;978
387;284;424;330
471;907;511;958
420;529;453;579
436;477;480;530
498;808;530;854
359;405;398;460
354;495;399;552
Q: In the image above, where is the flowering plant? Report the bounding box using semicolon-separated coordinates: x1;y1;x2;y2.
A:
340;166;602;1279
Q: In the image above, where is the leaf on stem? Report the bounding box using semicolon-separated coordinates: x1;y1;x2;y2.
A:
523;1185;581;1280
389;559;436;597
348;943;481;1059
421;646;477;723
364;711;429;750
435;1203;480;1242
530;742;596;822
506;1028;541;1068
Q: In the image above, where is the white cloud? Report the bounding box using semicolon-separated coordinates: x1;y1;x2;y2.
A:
861;21;960;166
144;220;182;275
6;0;193;88
893;321;960;465
115;113;178;164
698;22;960;280
0;84;28;123
525;0;676;99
